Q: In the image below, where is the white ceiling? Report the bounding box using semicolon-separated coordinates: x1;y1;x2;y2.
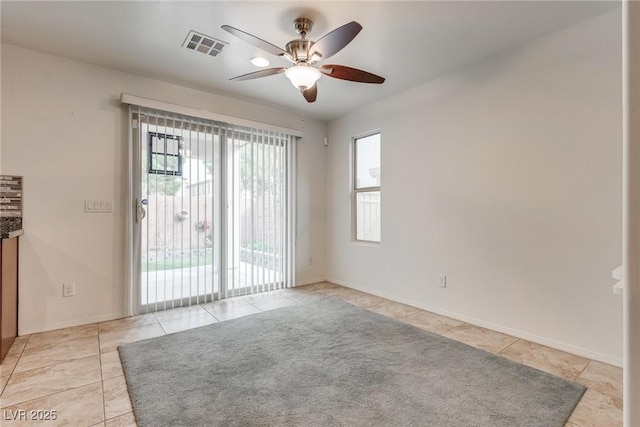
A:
1;1;619;121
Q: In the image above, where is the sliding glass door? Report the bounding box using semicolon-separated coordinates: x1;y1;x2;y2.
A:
129;106;296;314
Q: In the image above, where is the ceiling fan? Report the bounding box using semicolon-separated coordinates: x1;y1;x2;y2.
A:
221;18;385;103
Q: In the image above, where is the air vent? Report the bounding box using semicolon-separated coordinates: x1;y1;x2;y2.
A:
182;31;228;57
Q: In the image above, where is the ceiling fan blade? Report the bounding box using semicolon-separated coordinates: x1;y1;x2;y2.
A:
302;85;317;103
222;25;287;57
320;65;385;84
310;21;362;60
229;67;287;82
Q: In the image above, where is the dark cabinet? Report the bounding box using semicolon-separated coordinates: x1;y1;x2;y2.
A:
0;236;19;362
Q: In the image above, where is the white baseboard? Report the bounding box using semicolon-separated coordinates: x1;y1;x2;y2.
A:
19;312;127;336
326;277;623;368
295;277;327;287
18;279;327;336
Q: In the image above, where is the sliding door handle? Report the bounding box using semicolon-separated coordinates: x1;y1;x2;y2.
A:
135;199;147;223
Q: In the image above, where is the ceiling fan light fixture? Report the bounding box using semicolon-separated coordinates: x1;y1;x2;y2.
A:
250;56;270;68
284;64;321;90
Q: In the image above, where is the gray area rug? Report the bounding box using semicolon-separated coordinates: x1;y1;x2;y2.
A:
119;297;586;427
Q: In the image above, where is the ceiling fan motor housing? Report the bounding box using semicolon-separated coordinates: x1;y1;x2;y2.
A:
286;39;315;62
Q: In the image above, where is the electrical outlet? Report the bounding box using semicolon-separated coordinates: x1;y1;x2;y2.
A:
63;282;75;297
437;274;447;288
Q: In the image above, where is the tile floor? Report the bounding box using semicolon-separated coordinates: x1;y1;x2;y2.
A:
0;282;623;426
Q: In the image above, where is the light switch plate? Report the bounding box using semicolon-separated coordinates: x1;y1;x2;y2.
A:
85;200;113;213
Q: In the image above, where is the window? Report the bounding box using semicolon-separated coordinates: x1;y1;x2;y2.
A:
353;132;381;242
148;132;182;176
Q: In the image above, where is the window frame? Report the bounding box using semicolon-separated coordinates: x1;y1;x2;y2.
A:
352;131;381;243
148;132;183;176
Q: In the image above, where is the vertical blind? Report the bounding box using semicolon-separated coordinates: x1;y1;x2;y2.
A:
129;105;297;313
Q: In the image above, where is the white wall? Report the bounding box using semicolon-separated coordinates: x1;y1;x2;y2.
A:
326;10;623;365
1;44;327;335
